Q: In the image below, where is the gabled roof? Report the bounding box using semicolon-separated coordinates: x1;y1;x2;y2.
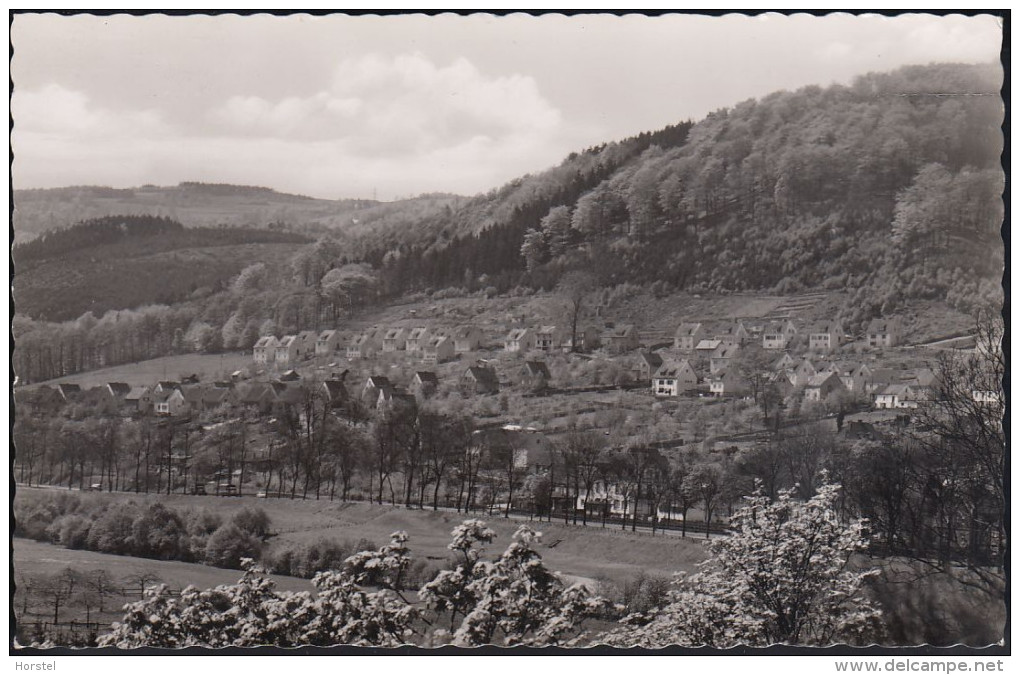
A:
181;385;207;404
125;386;151;401
536;325;559;336
279;369;301;381
507;327;530;340
384;327;406;340
654;359;695;379
675;322;702;337
317;329;336;341
464;366;499;387
365;375;391;388
322;380;349;400
352;332;376;346
203;388;232;405
452;325;479;339
712;345;738;359
254;335;279;349
524;361;551;378
296;330;317;341
695;339;722;351
271;381;306;404
240;383;275;404
806;372;840;388
879;383;911;396
716;322;746;337
156;380;181;391
869;368;899;384
278;335;297;347
57;383;82;398
763;321;793;335
407;326;430;340
107;382;131;397
637;351;664;370
426;335;449;348
612;324;636;337
413;371;439;386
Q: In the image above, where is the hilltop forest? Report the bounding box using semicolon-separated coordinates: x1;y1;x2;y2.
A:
12;62;1004;383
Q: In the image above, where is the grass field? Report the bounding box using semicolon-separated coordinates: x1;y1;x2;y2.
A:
15;486;710;588
31;352;254;388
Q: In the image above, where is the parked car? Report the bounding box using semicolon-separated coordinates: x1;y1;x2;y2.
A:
86;483;102;492
217;483;238;496
191;483;207;495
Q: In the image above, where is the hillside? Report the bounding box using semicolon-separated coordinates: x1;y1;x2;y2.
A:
12;182;465;244
360;62;1003;328
13;215;312;321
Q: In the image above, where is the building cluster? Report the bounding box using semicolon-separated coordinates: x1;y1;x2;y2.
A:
641;316;942;409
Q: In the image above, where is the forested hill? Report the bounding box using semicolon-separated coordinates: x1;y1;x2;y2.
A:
368;62;1003;325
11;182;381;243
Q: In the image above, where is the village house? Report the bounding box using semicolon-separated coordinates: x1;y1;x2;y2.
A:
710;343;740;374
154;381;181;394
772;352;796;371
803;371;847;402
792;359;818;387
239;382;278;415
321;380;350;408
154;388;189;416
16;386;64;418
422;335;455;365
57;383;83;403
377;385;417;411
867;318;901;348
405;327;432;353
279;369;301;382
875;383;918;409
452;325;484;353
275;333;314;366
362;375;393;406
252;335;279;364
972;389;1001;406
808;321;845;352
561;325;600;353
694;338;722;356
504;328;535;353
709;369;749;397
608;325;640;353
382;328;408;353
838;363;866;393
534;326;566;352
125;386;155;415
634;351;664;384
519;361;552;391
347;331;381;359
762;320;797;350
653;359;699;397
315;329;343;356
461;365;500;396
714;321;749;346
673;322;704;351
864;368;900;394
410;371;439;399
202;386;237;411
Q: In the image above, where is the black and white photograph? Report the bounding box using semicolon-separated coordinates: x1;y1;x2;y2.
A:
9;10;1006;661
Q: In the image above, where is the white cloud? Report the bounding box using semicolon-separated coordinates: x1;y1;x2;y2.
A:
12;84;167;138
208;53;563;156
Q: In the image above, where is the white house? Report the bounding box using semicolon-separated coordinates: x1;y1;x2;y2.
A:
315;329;342;356
867;318;900;348
674;323;704;351
505;328;535;353
253;335;279;364
808;321;845;352
422;335;455;365
652;359;699;397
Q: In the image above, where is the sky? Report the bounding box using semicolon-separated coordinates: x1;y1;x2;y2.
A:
10;12;1003;201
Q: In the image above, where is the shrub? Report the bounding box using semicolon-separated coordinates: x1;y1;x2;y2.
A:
205;523;263;569
230;506;271;540
47;514;92;549
87;502;140;555
132;503;190;561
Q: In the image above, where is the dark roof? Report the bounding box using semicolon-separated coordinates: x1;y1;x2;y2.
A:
464;366;499;387
107;382;132;397
414;371;439;385
57;383;82;398
638;351;664;370
524;361;551;378
322;380;349;400
279;369;301;381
